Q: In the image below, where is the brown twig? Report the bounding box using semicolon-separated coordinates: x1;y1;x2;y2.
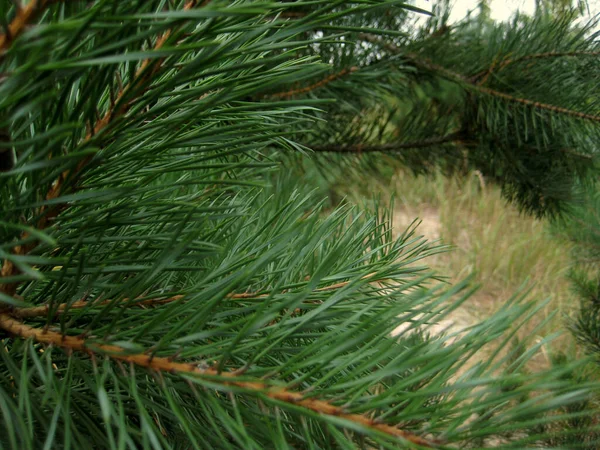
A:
357;32;470;84
269;67;359;99
278;12;307;18
476;85;600;122
11;272;382;318
310;133;466;153
11;296;185;318
470;50;600;83
358;33;600;123
0;313;437;447
0;0;48;54
476;57;497;86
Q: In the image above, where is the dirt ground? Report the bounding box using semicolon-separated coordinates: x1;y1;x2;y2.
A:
390;203;553;371
392;205;474;339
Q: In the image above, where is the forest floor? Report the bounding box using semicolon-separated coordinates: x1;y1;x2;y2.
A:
347;170;581;370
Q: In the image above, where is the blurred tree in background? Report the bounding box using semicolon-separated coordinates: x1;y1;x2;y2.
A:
1;1;600;448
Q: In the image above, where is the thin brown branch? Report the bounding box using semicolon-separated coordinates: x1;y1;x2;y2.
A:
357;32;468;84
358;33;600;123
310;133;465;153
11;272;382;318
476;57;497;86
476;85;600;122
10;296;186;318
471;50;600;83
0;313;437;447
0;1;198;299
0;0;48;54
269;66;359;99
277;12;307;18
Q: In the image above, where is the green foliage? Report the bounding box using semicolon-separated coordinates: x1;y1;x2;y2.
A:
292;8;600;216
555;183;600;364
1;1;600;449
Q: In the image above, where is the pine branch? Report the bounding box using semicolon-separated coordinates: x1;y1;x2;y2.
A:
356;33;468;83
43;0;198;209
474;57;498;86
0;313;439;448
310;133;465;153
10;272;382;318
10;296;185;319
0;0;198;299
471;50;600;83
269;67;359;99
3;5;600;446
402;57;600;124
475;85;600;123
358;33;600;123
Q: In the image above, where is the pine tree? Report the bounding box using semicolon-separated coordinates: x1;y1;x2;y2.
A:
1;1;600;448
